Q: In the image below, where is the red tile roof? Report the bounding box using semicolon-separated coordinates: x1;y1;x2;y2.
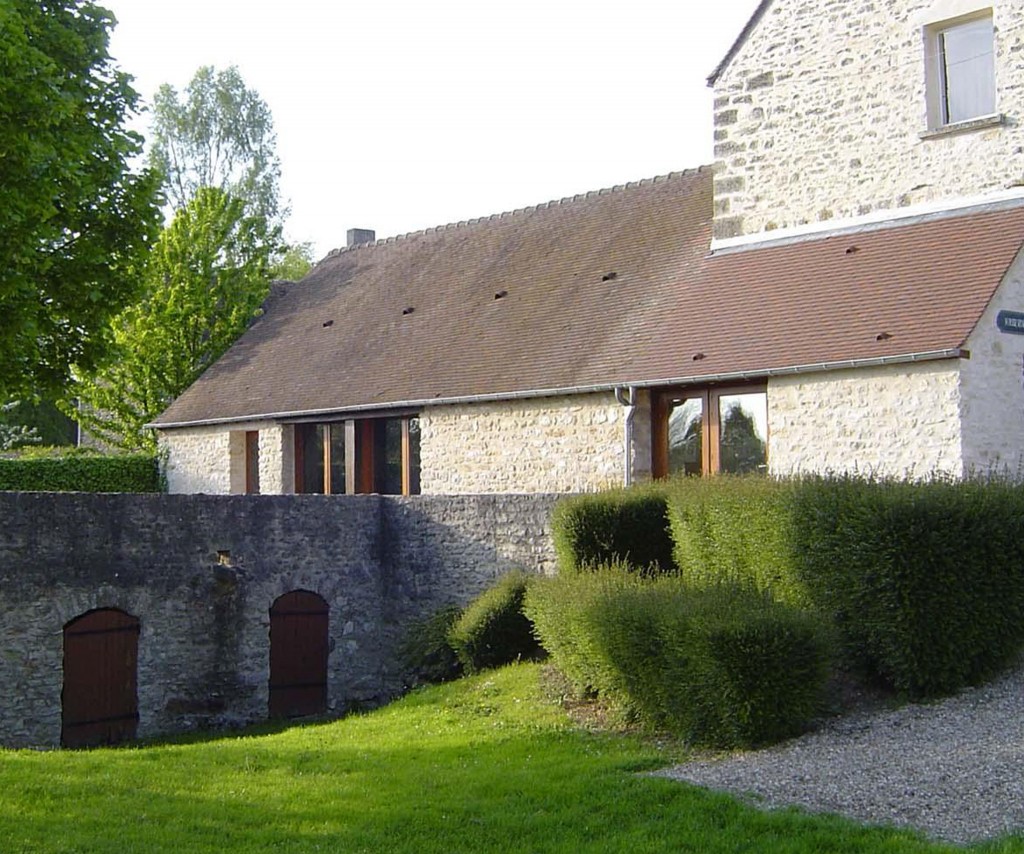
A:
154;170;1024;428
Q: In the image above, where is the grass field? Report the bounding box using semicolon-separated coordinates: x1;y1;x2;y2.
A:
0;664;1020;853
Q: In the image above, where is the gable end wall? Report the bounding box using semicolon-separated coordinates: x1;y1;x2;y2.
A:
712;0;1024;239
960;247;1024;473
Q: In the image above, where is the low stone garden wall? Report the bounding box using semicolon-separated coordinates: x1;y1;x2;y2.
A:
0;492;558;747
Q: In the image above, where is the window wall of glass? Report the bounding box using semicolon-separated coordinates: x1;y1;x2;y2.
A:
651;385;768;477
293;415;421;495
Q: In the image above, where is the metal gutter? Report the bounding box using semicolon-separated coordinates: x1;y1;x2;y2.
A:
710;188;1024;256
149;349;964;430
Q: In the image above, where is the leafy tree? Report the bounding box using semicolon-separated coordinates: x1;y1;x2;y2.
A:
0;403;41;452
0;0;162;400
70;188;275;449
0;398;76;447
150;65;284;228
270;241;316;281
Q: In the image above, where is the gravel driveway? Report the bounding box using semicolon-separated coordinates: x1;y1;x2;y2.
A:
655;659;1024;845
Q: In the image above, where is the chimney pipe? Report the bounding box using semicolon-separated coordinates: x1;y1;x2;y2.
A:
347;228;375;248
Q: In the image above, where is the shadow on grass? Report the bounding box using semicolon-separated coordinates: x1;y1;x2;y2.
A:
0;666;1015;854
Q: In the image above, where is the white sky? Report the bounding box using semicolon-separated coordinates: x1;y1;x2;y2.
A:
105;0;761;260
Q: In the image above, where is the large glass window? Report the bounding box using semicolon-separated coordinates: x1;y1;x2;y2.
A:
294;415;420;495
295;423;325;494
667;397;704;476
328;423;346;495
717;392;768;475
653;386;768;478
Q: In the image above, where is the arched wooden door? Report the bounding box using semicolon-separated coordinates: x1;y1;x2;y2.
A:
269;591;329;718
62;608;140;748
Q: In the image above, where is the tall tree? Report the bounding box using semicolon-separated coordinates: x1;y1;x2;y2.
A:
270;241;315;281
0;0;162;399
70;188;275;449
149;65;284;228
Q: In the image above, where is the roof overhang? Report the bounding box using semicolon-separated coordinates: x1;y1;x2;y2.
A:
151;348;965;431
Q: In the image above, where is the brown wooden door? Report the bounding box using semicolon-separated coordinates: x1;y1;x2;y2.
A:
62;609;140;748
269;591;329;718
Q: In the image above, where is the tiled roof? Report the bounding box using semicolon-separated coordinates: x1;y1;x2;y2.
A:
154;171;1024;428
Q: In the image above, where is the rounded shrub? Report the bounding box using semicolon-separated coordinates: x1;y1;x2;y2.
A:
551;486;674;576
448;570;544;673
398;604;464;686
527;565;832;748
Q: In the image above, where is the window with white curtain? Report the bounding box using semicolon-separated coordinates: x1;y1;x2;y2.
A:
926;12;996;128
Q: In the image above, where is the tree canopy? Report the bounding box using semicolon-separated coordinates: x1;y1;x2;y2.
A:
71;188;275;449
150;65;284;228
0;0;162;400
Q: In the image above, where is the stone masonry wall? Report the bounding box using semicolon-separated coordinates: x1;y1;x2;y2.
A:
161;424;235;494
712;0;1024;240
419;392;639;494
960;248;1024;474
767;360;964;477
0;492;558;748
162;394;645;496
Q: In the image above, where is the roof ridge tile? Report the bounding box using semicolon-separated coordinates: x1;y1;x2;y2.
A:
319;165;711;260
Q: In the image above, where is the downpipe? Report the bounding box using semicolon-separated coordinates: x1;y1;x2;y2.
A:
614;386;638;488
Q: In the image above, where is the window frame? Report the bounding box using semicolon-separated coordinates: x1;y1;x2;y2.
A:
293;415;420;496
924;9;997;131
651;383;768;479
244;430;260;494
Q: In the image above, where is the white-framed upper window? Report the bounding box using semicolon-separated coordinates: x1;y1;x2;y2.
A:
925;11;996;129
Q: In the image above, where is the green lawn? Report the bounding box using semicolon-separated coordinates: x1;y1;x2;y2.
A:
0;664;1020;853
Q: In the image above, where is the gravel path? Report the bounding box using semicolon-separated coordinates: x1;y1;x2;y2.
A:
655;660;1024;845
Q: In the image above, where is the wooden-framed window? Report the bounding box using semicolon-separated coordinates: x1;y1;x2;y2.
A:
652;385;768;478
294;415;420;495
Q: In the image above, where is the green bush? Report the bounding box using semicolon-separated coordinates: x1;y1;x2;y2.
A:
669;476;808;605
523;562;645;704
0;450;163;493
448;571;544;673
667;474;1024;698
525;567;831;747
398;604;464;686
551;486;674;576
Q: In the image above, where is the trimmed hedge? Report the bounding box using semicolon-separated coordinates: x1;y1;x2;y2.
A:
448;571;544;673
525;567;831;747
0;450;163;493
551;486;675;576
667;474;1024;698
398;604;464;686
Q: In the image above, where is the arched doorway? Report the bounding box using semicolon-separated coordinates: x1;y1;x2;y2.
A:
62;608;140;748
269;591;329;718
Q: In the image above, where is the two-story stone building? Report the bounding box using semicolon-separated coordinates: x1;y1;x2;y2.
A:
154;0;1024;494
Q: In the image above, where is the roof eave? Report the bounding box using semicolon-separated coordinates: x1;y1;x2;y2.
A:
150;348;965;431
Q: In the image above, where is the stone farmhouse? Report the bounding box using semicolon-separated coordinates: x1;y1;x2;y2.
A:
154;0;1024;495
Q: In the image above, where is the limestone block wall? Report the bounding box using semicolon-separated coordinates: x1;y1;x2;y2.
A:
162;422;291;494
161;424;233;494
767;360;964;478
419;392;640;494
960;248;1024;474
712;0;1024;240
0;492;558;747
257;424;293;494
